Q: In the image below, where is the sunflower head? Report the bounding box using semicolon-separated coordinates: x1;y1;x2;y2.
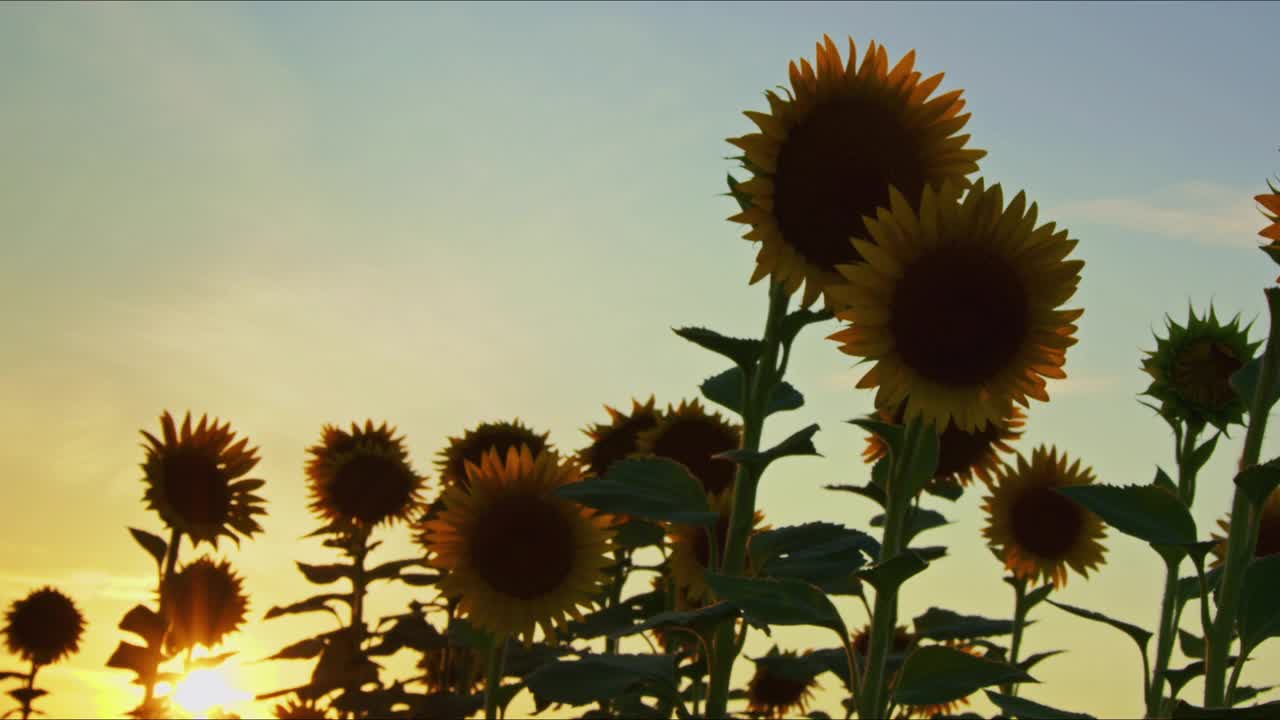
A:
1142;307;1259;431
668;491;768;604
306;420;424;529
829;181;1084;432
863;403;1024;491
418;446;614;644
1211;488;1280;566
636;399;741;497
435;419;552;489
273;697;330;720
3;587;85;666
745;647;821;719
578;396;661;478
140;412;266;547
728;34;986;308
983;445;1107;588
165;556;249;652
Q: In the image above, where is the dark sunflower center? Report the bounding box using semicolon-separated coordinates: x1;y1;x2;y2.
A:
651;419;739;496
693;515;733;570
937;421;1002;478
9;592;81;663
161;448;232;529
772;95;926;272
585;413;659;477
1172;340;1244;411
751;669;809;708
1256;511;1280;558
1009;485;1085;559
890;246;1031;386
470;494;576;599
332;453;414;525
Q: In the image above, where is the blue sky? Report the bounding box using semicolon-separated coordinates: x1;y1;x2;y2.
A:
1;1;1278;716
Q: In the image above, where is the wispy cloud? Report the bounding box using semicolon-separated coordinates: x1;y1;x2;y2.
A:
1052;181;1264;246
0;570;154;602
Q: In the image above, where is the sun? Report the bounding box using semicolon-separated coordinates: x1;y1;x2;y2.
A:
171;668;251;719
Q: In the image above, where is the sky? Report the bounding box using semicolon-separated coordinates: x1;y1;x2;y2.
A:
2;1;1279;717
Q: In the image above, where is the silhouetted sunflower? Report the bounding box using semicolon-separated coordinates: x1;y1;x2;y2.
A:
746;648;821;719
578;396;661;478
983;446;1106;587
141;411;266;546
3;587;84;665
273;697;330;720
668;491;767;604
306;420;424;528
1258;179;1280;243
165;557;248;652
863;403;1024;490
418;446;613;643
636;399;741;496
850;623;914;662
728;34;985;307
1211;488;1280;567
830;181;1083;432
1142;308;1258;431
435;419;552;488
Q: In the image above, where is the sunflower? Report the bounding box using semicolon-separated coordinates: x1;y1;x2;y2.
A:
1257;178;1280;243
418;446;613;643
141;411;266;546
829;181;1084;432
728;34;985;308
165;556;249;652
435;419;552;489
636;399;741;497
3;587;85;666
668;491;768;604
306;420;424;528
578;396;661;478
983;445;1106;588
863;403;1024;490
1211;488;1280;566
1142;307;1258;431
273;697;330;720
745;648;821;719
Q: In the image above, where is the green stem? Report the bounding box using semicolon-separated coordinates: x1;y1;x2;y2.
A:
859;419;924;720
1225;651;1247;706
143;529;182;706
1205;287;1280;707
599;549;628;715
483;635;507;720
1002;576;1028;697
346;529;371;720
703;281;789;720
1148;558;1181;718
19;661;38;720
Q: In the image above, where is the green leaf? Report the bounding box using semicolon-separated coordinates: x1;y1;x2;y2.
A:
264;594;349;621
892;646;1034;706
1153;467;1177;494
266;636;328;661
858;551;928;593
984;690;1094;719
1049;600;1151;655
368;615;446;657
672;327;762;370
1178;629;1205;659
607;602;739;640
554;457;718;526
704;574;845;634
702;366;806;417
106;641;155;683
1017;650;1064;672
719;423;821;473
1178;565;1224;607
525;655;677;707
128;528;167;570
1186;434;1221;474
1056;484;1196;547
1234;459;1280;507
502;642;574;679
1231;357;1280;416
1173;698;1280;718
870;508;948;540
764;380;805;415
779;307;835;350
1024;584;1055;612
295;562;350;585
366;558;430;583
613;519;665;549
751;522;879;584
824;482;886;508
1230;685;1277;706
188;651;236;671
912;607;1016;642
118;604;165;647
568;590;664;640
808;647;854;688
924;475;965;502
848;417;903;458
1239;553;1280;652
447;618;493;650
397;572;441;587
913;546;948;562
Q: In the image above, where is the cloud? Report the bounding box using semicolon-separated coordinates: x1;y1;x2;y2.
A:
0;569;154;602
1051;181;1265;246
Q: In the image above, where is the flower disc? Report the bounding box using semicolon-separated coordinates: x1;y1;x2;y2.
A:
746;648;820;720
578;396;660;478
829;181;1084;432
1142;307;1258;431
418;446;613;643
306;420;424;528
636;399;741;496
435;419;552;489
728;34;985;307
166;556;249;652
141;411;266;546
3;587;85;665
983;445;1106;587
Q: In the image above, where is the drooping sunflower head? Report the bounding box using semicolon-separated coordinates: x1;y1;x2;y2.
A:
1142;307;1258;431
745;647;821;719
983;445;1106;588
1211;488;1280;567
165;556;249;652
435;419;552;489
3;587;85;666
305;420;425;529
636;399;741;496
728;34;986;308
578;396;661;478
418;446;614;644
863;403;1024;490
273;697;330;720
141;411;266;546
829;181;1084;432
668;491;768;604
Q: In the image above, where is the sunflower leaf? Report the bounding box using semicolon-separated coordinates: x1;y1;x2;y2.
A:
1177;565;1224;607
923;475;965;501
1230;685;1277;706
808;647;854;688
779;307;835;350
396;572;441;587
672;327;763;370
1153;466;1178;494
606;602;739;640
613;519;666;549
295;562;351;586
751;522;879;584
858;551;928;593
128;528;168;570
1162;660;1217;697
525;654;677;708
1024;584;1055;612
1230;356;1280;416
1172;698;1280;718
1186;433;1221;475
266;636;328;661
1056;484;1197;547
718;423;821;473
824;482;886;508
106;641;155;683
1049;600;1151;655
704;574;846;635
1238;553;1280;653
447;618;493;650
912;545;948;562
892;646;1034;706
188;652;236;671
367;614;446;657
700;366;804;416
912;607;1016;641
366;558;431;583
264;593;351;621
902;422;941;497
1179;629;1205;659
1018;650;1065;672
869;508;948;540
569;590;665;640
554;457;718;526
848;418;903;458
118;604;165;647
983;690;1094;719
1234;459;1280;507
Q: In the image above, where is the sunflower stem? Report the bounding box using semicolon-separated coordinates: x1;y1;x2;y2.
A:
1148;557;1181;718
1176;420;1205;506
19;661;38;720
1001;576;1028;697
1204;287;1280;708
703;281;789;720
483;635;507;720
346;527;371;719
143;528;183;706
